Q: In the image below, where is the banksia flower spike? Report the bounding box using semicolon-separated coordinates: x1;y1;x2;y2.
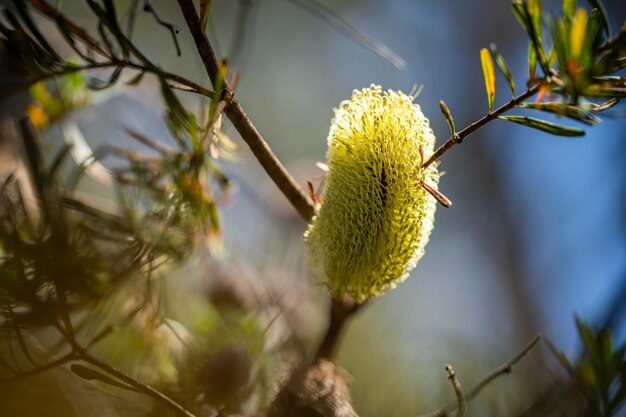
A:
304;85;440;302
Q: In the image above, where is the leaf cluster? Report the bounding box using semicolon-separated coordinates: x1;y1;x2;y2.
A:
439;0;624;141
548;320;626;417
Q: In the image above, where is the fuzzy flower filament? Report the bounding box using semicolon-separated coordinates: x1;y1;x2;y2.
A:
304;85;440;302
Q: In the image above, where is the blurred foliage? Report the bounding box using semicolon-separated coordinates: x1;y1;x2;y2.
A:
548;320;626;417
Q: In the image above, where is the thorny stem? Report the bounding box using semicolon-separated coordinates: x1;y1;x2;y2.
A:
417;334;541;417
423;86;540;168
176;0;316;221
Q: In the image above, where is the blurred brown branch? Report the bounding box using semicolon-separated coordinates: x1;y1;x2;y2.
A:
418;334;541;417
176;0;315;221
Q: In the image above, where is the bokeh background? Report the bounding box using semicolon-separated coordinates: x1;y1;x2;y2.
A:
1;0;626;416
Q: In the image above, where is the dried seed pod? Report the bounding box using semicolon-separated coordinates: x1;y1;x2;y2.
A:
304;85;440;302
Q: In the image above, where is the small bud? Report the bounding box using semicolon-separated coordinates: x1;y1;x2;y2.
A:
304;85;440;302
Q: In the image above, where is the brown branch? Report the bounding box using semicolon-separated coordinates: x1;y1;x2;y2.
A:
314;297;364;360
423;86;540;168
79;350;197;417
176;0;315;221
417;334;541;417
2;60;214;101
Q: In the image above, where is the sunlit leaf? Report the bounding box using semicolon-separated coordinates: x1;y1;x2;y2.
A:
563;0;577;18
588;98;619;112
570;8;587;60
439;100;455;133
517;101;600;125
500;115;586;136
480;47;496;111
585;84;626;98
490;43;516;96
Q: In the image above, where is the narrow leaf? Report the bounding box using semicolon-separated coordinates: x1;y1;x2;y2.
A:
584;86;626;98
439;100;455;133
480;47;496;111
511;1;529;32
517;101;599;125
563;0;577;18
570;8;587;60
70;364;138;391
200;0;212;34
585;0;611;39
500;115;586;136
528;42;538;79
517;1;550;75
490;43;516;96
589;98;619;112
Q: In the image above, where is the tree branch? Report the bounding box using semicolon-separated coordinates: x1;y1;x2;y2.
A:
314;297;364;360
79;350;197;417
176;0;315;221
423;86;540;168
417;334;541;417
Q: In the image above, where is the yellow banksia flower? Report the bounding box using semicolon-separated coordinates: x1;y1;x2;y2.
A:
304;85;440;302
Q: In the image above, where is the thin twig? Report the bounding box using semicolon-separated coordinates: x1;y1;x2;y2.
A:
445;364;467;417
2;61;214;101
417;334;541;417
423;86;540;168
80;351;197;417
176;0;315;221
286;0;406;70
143;0;182;56
0;352;76;384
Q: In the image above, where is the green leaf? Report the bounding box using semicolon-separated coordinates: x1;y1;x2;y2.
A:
490;43;516;96
563;0;577;18
528;42;538;79
439;100;455;133
584;86;626;98
517;101;600;125
480;47;496;111
511;1;529;32
500;115;586;136
585;0;611;39
514;1;550;75
582;9;603;64
200;0;212;34
569;8;587;60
